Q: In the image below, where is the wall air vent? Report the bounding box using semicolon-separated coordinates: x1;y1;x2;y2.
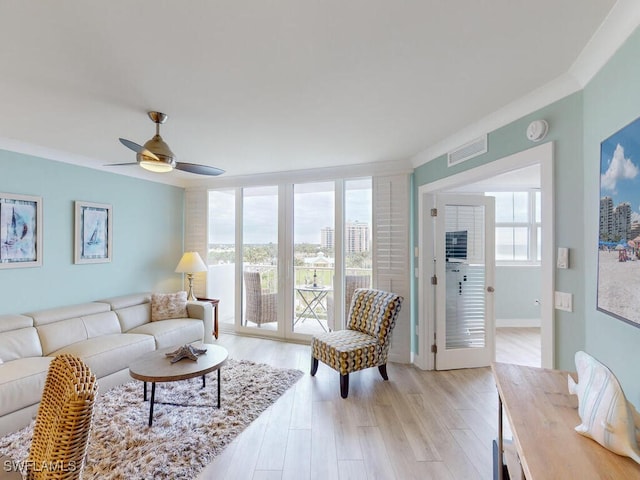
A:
447;135;488;167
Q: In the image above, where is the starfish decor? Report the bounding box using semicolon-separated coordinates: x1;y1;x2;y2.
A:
165;344;208;363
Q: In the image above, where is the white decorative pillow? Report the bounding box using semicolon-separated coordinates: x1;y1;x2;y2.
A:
151;292;188;322
568;351;640;464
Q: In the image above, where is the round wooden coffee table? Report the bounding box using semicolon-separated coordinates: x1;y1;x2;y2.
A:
129;343;228;426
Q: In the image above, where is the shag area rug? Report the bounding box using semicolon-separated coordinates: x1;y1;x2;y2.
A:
0;359;303;479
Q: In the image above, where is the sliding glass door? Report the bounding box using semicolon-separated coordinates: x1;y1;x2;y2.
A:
241;186;279;332
207;177;372;339
292;182;335;335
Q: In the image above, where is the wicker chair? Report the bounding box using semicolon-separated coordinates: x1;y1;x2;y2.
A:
326;275;370;331
243;271;278;326
311;288;403;398
25;354;98;480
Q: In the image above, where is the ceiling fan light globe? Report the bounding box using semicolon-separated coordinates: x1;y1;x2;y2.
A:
139;160;173;173
138;153;174;173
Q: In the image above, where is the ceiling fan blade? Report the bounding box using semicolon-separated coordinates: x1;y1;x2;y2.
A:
104;162;138;166
119;138;160;161
175;162;225;176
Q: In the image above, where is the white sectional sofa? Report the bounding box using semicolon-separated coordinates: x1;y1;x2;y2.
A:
0;292;213;436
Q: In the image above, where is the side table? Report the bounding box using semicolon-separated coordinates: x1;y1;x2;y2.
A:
197;297;220;339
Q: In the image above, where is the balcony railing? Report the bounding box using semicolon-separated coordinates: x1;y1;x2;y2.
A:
207;263;371;333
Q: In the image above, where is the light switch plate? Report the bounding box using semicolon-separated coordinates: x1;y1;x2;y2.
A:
557;247;569;269
554;291;573;312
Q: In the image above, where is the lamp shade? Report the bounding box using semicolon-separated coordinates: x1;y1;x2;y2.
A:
175;252;208;273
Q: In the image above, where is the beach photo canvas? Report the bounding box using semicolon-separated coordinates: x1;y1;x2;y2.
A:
75;201;112;264
598;116;640;327
0;193;42;269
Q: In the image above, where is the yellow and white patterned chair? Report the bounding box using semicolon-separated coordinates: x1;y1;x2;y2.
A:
310;288;403;398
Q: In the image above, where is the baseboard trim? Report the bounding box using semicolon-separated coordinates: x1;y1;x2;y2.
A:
496;318;541;328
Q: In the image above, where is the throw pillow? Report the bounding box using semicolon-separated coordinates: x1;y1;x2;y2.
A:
568;350;640;464
151;291;188;322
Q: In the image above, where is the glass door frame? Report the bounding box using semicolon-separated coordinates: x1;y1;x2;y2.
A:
433;194;495;370
229;180;357;342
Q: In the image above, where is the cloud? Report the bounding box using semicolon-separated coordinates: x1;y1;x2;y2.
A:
601;144;639;192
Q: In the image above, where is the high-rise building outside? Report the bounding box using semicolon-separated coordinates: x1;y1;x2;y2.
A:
346;221;370;253
321;227;334;250
320;222;370;253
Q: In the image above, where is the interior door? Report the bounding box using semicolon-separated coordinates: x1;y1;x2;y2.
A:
434;194;495;370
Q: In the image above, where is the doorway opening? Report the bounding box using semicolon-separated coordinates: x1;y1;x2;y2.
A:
416;142;553;370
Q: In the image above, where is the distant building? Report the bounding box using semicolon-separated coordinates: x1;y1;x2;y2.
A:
600;197;631;241
320;227;334;250
600;196;613;239
320;222;370;253
346;221;370;253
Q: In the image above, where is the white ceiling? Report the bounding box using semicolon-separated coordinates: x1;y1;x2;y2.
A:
0;1;628;187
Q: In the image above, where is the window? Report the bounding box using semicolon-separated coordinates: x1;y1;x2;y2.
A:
487;191;541;263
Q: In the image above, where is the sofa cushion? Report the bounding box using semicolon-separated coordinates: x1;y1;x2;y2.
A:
0;314;33;333
151;292;188;321
26;302;111;326
37;317;88;356
128;319;204;349
82;311;122;337
0;357;53;416
115;303;151;331
0;327;43;361
52;333;155;379
95;292;151;311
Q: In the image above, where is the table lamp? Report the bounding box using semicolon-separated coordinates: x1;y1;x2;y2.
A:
175;251;208;301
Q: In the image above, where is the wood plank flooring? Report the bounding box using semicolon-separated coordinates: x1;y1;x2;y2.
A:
197;328;540;480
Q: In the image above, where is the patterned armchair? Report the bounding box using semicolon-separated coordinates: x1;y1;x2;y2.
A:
310;288;403;398
243;271;278;326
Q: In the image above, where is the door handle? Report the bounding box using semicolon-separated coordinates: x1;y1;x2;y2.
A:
487;286;495;293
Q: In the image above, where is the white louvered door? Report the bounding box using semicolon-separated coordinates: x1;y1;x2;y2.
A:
373;174;411;363
434;194;495;370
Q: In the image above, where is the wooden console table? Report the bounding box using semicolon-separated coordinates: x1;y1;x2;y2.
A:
197;297;220;339
492;362;640;479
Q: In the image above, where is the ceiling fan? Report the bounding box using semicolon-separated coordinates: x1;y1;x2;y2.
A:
107;111;225;176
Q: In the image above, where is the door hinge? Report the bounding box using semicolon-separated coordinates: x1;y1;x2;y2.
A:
431;275;438;285
431;344;438;354
430;208;438;217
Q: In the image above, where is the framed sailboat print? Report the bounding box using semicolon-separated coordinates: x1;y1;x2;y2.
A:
75;201;112;264
0;192;42;269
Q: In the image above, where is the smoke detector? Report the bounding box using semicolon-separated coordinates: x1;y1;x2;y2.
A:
526;120;548;142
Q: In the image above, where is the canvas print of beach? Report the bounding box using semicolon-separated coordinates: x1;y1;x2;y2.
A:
598;116;640;327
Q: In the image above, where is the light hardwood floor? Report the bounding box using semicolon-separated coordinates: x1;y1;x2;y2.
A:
198;328;540;480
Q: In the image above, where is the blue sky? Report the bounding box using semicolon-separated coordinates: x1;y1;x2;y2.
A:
601;115;640;223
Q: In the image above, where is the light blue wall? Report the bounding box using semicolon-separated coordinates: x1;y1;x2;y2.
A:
412;25;640;409
495;266;541;324
583;27;640;407
0;149;185;313
414;92;585;370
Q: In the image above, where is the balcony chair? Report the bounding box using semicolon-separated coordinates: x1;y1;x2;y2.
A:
326;275;370;331
310;288;403;398
243;271;278;326
1;354;98;480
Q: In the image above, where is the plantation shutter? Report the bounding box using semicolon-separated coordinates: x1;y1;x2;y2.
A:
184;187;208;298
373;174;411;363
